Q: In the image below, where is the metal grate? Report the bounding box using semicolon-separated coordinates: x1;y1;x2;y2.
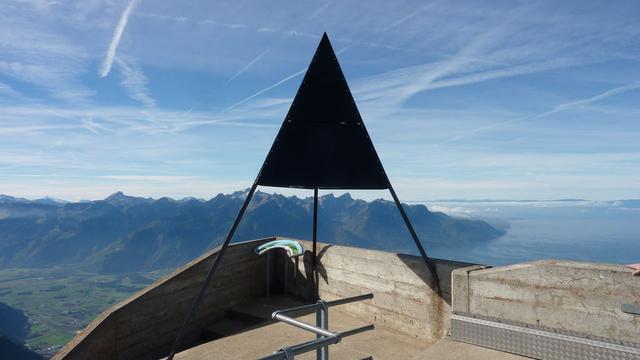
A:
451;313;640;360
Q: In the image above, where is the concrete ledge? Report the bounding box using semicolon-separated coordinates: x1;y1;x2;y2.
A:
452;259;640;347
451;265;490;314
54;237;276;360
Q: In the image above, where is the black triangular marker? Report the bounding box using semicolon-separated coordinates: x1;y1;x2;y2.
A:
257;33;389;189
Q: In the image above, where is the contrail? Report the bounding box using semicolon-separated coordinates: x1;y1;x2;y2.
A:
225;47;274;85
388;1;441;29
181;2;333;116
100;0;140;78
545;83;640;116
224;68;306;112
444;82;640;144
182;46;277;117
306;1;331;22
224;44;353;113
225;2;331;86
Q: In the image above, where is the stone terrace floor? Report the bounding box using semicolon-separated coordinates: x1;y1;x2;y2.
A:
173;297;530;359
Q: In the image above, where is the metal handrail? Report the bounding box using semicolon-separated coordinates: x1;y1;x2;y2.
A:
272;313;336;338
273;293;374;317
257;325;374;360
258;293;375;360
326;293;373;307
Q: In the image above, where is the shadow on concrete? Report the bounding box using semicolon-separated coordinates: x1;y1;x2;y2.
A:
395;254;475;306
315;245;333;284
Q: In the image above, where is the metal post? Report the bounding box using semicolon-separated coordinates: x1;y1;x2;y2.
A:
315;301;325;360
312;187;319;300
316;299;329;360
166;183;259;360
387;184;441;296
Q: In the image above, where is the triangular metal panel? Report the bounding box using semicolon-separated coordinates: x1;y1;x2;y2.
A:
257;33;389;189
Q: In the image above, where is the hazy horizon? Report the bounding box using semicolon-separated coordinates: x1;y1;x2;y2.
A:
1;189;638;203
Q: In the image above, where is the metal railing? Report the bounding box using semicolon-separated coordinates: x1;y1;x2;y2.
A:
257;293;375;360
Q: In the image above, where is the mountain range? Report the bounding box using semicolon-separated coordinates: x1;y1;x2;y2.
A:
0;190;504;273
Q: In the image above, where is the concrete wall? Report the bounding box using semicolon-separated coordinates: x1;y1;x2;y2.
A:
54;236;479;359
293;240;476;341
54;237;274;360
452;260;640;344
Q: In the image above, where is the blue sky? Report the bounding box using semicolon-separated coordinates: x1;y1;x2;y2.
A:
0;0;639;201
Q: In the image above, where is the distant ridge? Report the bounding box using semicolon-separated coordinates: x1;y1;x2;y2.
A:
0;194;67;205
6;193;637;205
421;199;590;203
104;191;153;205
0;190;504;273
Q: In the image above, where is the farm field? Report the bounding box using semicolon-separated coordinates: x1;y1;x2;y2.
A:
0;267;162;355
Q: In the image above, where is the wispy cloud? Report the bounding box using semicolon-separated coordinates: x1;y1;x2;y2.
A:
97;175;200;182
0;124;79;135
100;0;140;78
0;11;92;103
114;57;155;108
0;81;21;98
81;116;113;135
0;59;94;102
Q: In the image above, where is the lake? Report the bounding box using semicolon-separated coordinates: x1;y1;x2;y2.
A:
422;200;640;266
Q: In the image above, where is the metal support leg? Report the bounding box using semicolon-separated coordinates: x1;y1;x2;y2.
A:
387;185;442;297
312;188;319;300
267;252;272;298
294;257;299;299
166;183;259;360
316;300;329;360
284;256;289;296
